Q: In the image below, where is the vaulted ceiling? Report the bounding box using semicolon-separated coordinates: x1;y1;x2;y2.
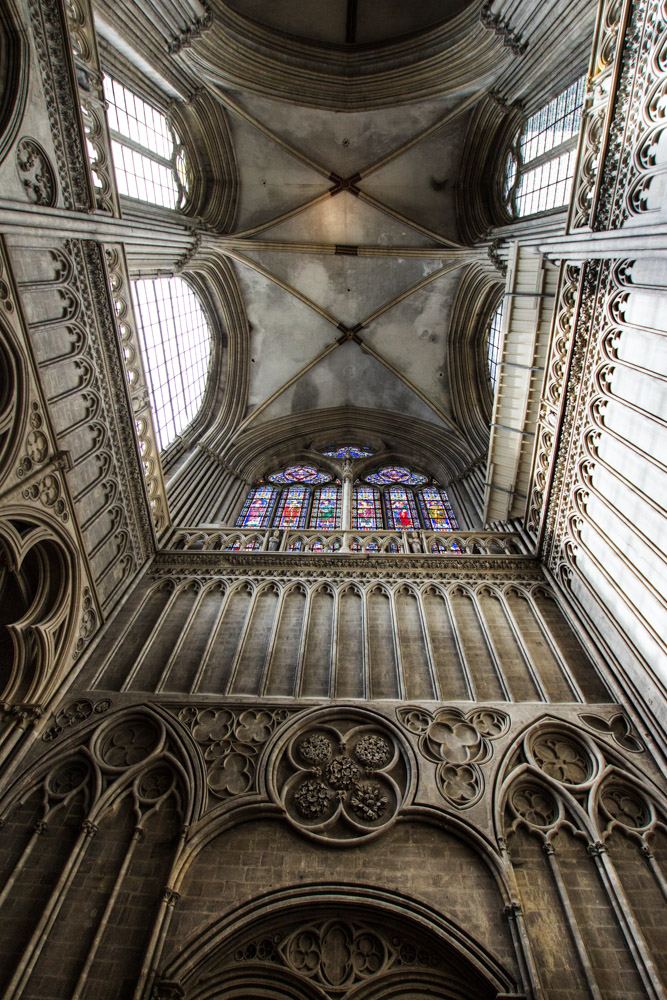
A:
94;0;595;483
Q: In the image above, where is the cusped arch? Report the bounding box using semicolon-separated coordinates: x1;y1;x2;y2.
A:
158;883;517;1000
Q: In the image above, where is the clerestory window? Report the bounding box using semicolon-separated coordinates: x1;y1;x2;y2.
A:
131;276;212;452
505;77;585;217
103;75;190;209
237;463;459;532
486;299;504;391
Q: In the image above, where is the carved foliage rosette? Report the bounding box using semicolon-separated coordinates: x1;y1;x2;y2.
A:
271;712;409;844
397;706;509;808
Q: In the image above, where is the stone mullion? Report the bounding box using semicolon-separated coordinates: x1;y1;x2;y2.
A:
471;587;513;701
496;588;549;702
522;589;585;702
89;582;163;688
543;843;604;999
588;843;666;998
258;584;285;697
223;585;261;695
71;825;144;999
4;819;98;999
328;589;341;699
388;588;406;700
154;584;205;693
442;588;476;700
190;584;232;693
120;585;182;692
294;587;314;699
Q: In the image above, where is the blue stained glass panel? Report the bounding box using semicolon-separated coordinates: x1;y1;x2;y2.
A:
353;486;382;531
320;444;374;459
268;464;331;485
366;465;428;486
383;486;419;530
235;485;277;529
275;486;310;529
418;487;459;531
309;485;341;529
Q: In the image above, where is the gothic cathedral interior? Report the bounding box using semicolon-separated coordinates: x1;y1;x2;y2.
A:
0;0;665;996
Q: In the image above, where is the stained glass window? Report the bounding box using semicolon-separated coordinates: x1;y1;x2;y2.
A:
275;486;310;529
353;486;383;531
510;77;585;218
366;466;428;486
309;485;341;529
268;464;331;485
132;276;212;452
103;75;189;209
235;485;278;529
486;300;504;390
418;487;459;531
320;444;374;459
383;486;420;530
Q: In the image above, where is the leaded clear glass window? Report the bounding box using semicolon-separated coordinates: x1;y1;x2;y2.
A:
508;77;585;217
104;75;190;209
132;276;212;452
486;300;504;390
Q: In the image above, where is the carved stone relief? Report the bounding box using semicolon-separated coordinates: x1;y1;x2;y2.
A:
15;137;57;206
234;918;437;994
42;693;110;742
175;705;294;800
397;705;509;808
579;712;644;753
269;711;410;844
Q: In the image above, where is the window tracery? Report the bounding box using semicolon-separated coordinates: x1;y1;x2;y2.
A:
131;276;212;452
103;75;190;209
237;463;459;532
506;77;585;217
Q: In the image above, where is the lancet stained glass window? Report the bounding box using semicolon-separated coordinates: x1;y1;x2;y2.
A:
132;276;212;452
383;486;419;530
353;486;383;531
104;75;189;209
236;486;278;529
509;77;585;217
274;486;310;529
418;488;459;531
309;485;341;529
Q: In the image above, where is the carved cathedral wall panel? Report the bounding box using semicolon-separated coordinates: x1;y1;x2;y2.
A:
80;570;610;705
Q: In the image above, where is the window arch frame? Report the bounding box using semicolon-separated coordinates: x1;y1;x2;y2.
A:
505;76;586;219
131;273;216;456
102;71;192;211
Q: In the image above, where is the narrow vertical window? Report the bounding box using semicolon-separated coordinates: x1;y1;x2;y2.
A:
309;485;341;529
383;486;419;530
486;300;504;390
353;486;383;531
236;486;278;529
418;487;459;531
274;486;310;529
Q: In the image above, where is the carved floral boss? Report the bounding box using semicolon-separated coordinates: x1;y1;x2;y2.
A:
273;720;408;844
396;706;509;808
